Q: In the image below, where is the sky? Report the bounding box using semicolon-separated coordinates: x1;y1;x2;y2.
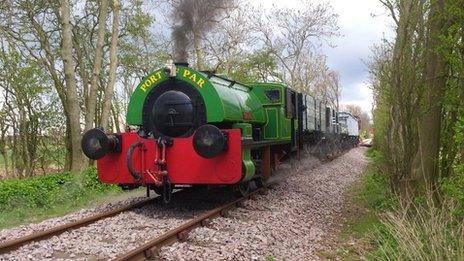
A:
252;0;394;114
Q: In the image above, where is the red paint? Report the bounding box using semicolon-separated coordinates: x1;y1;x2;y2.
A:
96;129;242;185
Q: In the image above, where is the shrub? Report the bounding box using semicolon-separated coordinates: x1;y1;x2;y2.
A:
0;172;73;208
0;167;120;213
440;163;464;217
370;198;464;260
360;149;464;260
81;166;119;192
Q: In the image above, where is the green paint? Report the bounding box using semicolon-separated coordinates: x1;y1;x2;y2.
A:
263;108;278;139
249;82;285;105
281;106;292;139
250;83;292;141
233;123;255;181
126;66;267;126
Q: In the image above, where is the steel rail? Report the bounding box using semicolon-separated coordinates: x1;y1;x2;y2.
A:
115;188;266;261
0;196;157;254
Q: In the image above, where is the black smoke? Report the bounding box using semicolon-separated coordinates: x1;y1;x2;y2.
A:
172;0;233;63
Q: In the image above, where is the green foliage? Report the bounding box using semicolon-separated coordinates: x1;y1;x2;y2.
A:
81;166;113;192
0;172;73;208
369;197;464;261
371;98;390;161
229;49;281;83
0;167;121;228
0;43;67;176
439;115;464;216
440;163;464;217
356;169;395;212
347;150;464;260
358;149;395;213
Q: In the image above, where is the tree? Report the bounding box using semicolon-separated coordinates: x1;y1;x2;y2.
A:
84;0;109;132
231;48;281;83
370;0;463;198
373;0;427;196
254;0;339;92
0;0;165;173
202;4;256;74
60;0;86;172
326;71;341;111
410;0;447;192
101;0;121;130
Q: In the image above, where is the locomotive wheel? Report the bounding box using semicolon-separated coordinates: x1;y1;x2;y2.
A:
234;181;250;197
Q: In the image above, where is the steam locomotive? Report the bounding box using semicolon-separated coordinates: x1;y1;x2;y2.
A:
82;61;359;202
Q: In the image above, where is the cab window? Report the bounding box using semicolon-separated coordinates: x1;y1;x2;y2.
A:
264;90;280;102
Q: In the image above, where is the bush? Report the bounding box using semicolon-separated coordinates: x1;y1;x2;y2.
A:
370;198;464;260
0;172;73;208
0;167;120;213
363;149;464;260
81;166;119;192
440;163;464;217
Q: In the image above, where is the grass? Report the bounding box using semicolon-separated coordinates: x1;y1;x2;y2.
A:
265;255;276;261
0;167;132;229
370;199;464;260
0;190;126;229
320;148;464;260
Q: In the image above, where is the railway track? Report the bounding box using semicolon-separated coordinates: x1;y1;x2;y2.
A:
0;186;266;260
115;187;266;261
0;194;158;255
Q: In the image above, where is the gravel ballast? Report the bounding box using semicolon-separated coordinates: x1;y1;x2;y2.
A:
160;147;368;260
0;194;146;244
0;147;368;260
0;189;236;260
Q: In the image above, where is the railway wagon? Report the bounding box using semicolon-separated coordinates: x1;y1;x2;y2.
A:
82;61;358;202
338;112;360;149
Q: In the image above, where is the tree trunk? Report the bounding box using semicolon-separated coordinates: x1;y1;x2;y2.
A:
60;0;85;172
193;30;204;70
84;0;109;131
0;130;8;177
101;0;120;130
111;104;121;133
459;93;464;165
411;0;446;194
64;118;72;171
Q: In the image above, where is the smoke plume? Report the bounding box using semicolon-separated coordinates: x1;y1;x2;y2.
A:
172;0;233;63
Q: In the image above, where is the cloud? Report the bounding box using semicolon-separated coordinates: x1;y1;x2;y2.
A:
323;0;392;114
340;82;373;114
253;0;393;114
